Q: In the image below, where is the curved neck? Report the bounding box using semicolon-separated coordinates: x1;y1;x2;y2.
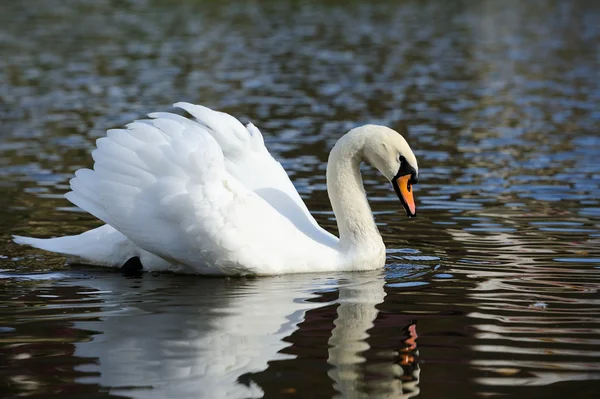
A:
326;129;382;251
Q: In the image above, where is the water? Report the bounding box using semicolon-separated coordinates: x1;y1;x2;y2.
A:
1;0;600;397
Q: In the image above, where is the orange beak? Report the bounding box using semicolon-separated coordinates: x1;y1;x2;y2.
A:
394;174;416;217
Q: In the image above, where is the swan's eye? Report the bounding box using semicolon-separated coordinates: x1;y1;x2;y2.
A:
399;155;406;164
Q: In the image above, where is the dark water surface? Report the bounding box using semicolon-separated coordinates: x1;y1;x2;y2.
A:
2;0;600;398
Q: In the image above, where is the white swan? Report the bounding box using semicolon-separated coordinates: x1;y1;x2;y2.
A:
13;103;419;275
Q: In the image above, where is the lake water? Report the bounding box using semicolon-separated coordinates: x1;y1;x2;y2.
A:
1;0;600;398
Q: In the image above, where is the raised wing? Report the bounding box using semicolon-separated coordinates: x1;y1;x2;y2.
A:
65;107;336;274
153;103;336;246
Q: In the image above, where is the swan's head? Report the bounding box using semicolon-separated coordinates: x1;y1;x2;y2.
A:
361;125;419;217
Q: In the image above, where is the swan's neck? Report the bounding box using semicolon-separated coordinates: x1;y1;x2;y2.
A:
326;130;383;252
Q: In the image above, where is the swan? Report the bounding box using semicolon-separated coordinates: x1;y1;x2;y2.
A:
13;103;419;275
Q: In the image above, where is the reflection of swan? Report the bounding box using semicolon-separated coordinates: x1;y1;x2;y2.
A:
70;272;419;398
328;276;420;399
329;277;386;396
74;274;328;399
15;103;419;275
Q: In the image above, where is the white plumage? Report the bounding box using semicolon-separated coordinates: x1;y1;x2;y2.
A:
14;103;418;275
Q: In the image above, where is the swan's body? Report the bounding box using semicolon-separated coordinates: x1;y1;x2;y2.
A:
14;103;418;275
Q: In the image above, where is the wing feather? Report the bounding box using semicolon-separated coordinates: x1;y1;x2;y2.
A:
67;104;337;274
171;103;336;246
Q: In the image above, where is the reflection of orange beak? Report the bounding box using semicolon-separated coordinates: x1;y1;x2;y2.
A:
395;174;416;217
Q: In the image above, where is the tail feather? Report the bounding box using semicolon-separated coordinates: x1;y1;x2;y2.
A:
13;225;134;267
13;234;79;255
13;225;172;271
